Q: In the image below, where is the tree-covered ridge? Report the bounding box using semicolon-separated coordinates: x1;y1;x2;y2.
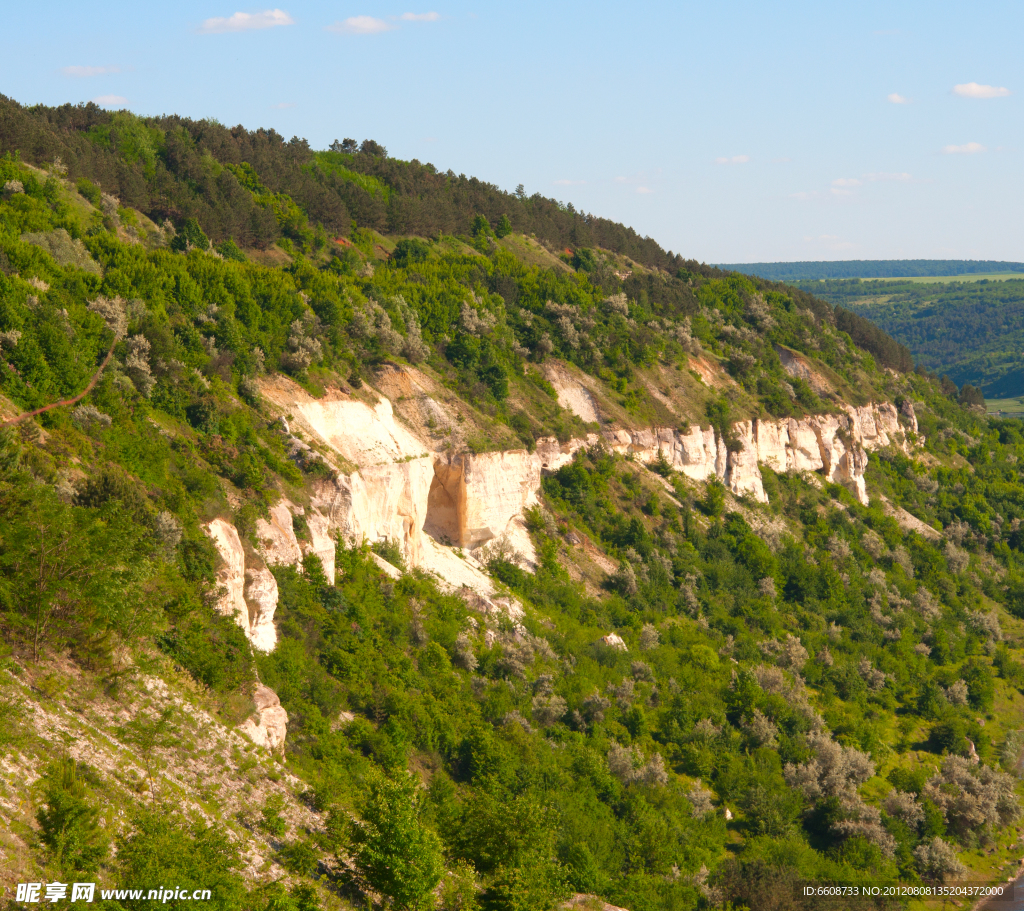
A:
795;278;1024;398
721;261;1024;282
0;96;705;273
5;110;1024;911
0;150;900;448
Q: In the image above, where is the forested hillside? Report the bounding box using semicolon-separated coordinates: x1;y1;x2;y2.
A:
722;261;1024;282
797;278;1024;399
3;97;1024;911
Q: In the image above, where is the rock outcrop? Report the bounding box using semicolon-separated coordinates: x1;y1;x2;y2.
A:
205;519;288;749
602;402;915;506
205;518;278;653
256;373;918;590
239;685;289;753
256;499;337;581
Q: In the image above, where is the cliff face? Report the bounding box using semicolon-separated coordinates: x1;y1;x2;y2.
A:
257;378;916;580
208;377;917;720
205;518;279;654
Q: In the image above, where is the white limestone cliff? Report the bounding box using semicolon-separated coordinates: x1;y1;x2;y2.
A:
206;518;278;653
264;374;919;579
253;373;921;604
255;499;337;581
205;518;288;749
199;373;920;757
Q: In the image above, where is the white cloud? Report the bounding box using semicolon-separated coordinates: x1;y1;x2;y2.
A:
200;9;293;33
636;186;652;195
613;176;627;183
400;11;440;21
887;92;910;104
327;15;394;34
864;172;913;182
954;82;1010;99
714;155;749;165
91;95;127;107
943;142;986;154
832;178;861;187
63;65;121;77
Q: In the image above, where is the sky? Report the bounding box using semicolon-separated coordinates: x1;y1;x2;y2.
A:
1;1;1021;264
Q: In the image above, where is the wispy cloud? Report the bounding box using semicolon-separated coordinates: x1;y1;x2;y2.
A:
887;92;910;104
328;11;440;34
805;233;855;251
943;142;986;154
327;15;394;34
954;82;1010;99
864;172;913;182
830;178;860;197
63;65;121;77
715;155;749;165
91;95;127;107
200;9;294;33
635;186;652;195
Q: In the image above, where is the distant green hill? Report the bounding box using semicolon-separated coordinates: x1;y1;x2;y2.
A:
794;277;1024;397
720;260;1024;281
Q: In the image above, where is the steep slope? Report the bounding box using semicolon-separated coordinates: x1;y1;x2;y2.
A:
4;119;1024;911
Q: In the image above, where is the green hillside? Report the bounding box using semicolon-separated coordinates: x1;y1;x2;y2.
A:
795;278;1024;399
3;97;1024;911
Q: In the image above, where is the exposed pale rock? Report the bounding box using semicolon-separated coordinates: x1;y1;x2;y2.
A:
256;502;303;568
786;417;825;472
266;377;917;587
900;399;919;434
304;509;337;581
726;421;767;502
240;685;288;752
206;518;281;652
312;458;435;566
776;345;832;394
370;552;403;579
754;419;791;471
206;519;250;633
544;363;600;423
291;395;426;466
600;633;628;651
244;567;279;653
432;449;541;549
255;499;337;582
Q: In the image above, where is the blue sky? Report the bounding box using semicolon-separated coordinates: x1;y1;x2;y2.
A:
2;1;1021;263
